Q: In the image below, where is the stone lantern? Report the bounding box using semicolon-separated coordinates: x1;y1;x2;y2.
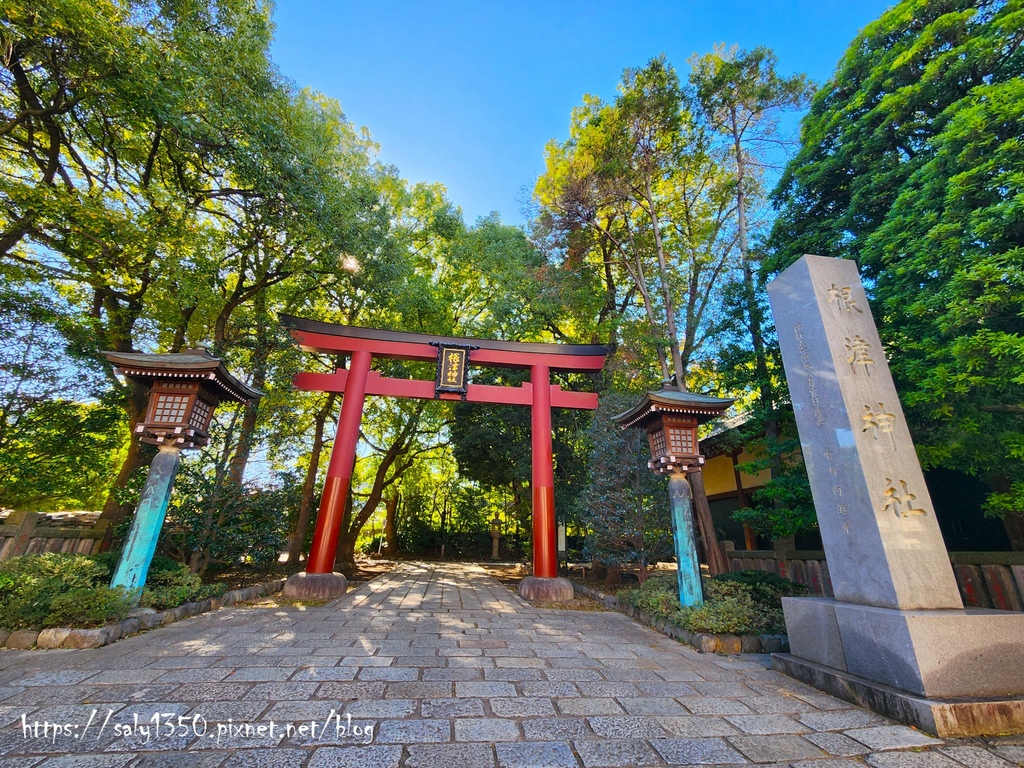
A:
102;349;262;603
613;383;733;607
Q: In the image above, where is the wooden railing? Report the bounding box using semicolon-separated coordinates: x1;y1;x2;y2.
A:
726;549;1024;612
0;511;109;561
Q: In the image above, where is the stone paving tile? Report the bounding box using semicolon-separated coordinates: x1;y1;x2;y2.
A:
306;745;402;768
490;697;556;718
343;698;417;718
992;745;1024;764
556;698;624;716
35;756;137;767
421;698;485;718
865;752;963;767
484;668;546;682
650;736;750;765
800;708;892;731
0;563;1017;767
727;713;812;735
375;719;450;744
677;696;755;716
221;748;308;767
804;730;871;757
655;715;741;738
454;717;520;742
406;743;496;768
523;718;590;741
495;741;578;768
576;738;661;767
133;752;227;767
587;716;670;739
728;734;829;763
845;724;944;750
618;697;689;716
456;682;517;698
576;682;640;698
939;745;1017;767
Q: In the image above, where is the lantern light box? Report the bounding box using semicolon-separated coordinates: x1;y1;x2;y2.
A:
104;348;262;450
614;384;734;475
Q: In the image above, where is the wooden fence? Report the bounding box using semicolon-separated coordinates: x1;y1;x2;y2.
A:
726;549;1024;612
0;511;109;561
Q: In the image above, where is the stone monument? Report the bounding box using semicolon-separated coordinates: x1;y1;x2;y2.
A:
767;255;1024;737
490;515;502;560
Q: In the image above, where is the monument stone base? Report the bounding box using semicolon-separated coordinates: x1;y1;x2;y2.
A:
518;576;574;602
283;571;347;600
773;654;1024;738
777;596;1024;736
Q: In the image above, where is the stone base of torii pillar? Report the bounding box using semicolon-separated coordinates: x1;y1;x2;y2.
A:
518;576;574;602
768;256;1024;738
283;571;347;600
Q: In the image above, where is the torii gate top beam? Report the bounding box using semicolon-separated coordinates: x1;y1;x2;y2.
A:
280;315;611;373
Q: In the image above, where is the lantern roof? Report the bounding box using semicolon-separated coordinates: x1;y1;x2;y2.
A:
102;349;263;404
612;383;734;429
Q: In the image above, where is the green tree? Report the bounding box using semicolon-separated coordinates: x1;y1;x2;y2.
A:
689;45;815;539
576;393;671;583
536;55;738;571
767;0;1024;546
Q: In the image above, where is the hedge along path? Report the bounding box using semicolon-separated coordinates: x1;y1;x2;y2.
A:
570;581;789;655
0;578;287;650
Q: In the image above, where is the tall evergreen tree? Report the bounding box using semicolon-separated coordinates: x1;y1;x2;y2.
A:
768;0;1024;546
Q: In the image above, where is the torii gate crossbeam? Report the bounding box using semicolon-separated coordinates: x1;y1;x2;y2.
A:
280;316;610;601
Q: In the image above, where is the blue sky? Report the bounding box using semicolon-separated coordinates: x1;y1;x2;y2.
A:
270;1;895;226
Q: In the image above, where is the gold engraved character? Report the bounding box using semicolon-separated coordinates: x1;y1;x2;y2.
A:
844;336;875;374
881;478;927;518
827;283;864;313
862;403;898;448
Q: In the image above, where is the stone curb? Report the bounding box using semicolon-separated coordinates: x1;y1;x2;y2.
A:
0;578;286;651
570;580;788;655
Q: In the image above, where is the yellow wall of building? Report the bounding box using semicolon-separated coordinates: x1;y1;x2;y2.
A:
702;451;772;496
737;449;772;489
703;455;737;496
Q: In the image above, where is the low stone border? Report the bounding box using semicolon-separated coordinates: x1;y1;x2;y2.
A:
571;580;789;655
0;578;286;651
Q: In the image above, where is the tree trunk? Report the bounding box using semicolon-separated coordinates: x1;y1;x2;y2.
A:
225;291;270;486
688;470;727;575
1003;513;1024;552
604;564;622;587
288;393;337;565
382;493;399;555
99;380;152;527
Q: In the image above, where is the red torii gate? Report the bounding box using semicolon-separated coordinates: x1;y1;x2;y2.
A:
280;316;611;601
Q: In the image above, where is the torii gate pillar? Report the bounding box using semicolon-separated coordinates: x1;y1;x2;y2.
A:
519;363;574;601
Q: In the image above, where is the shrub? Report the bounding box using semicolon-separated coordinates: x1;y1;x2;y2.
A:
615;568;808;636
679;590;761;634
140;557;226;610
0;552;120;630
0;551;226;629
616;575;679;618
45;586;133;628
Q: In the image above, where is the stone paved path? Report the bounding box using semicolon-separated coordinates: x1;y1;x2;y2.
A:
0;562;1022;767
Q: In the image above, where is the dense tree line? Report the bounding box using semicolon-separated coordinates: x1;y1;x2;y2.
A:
1;0;1019;580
